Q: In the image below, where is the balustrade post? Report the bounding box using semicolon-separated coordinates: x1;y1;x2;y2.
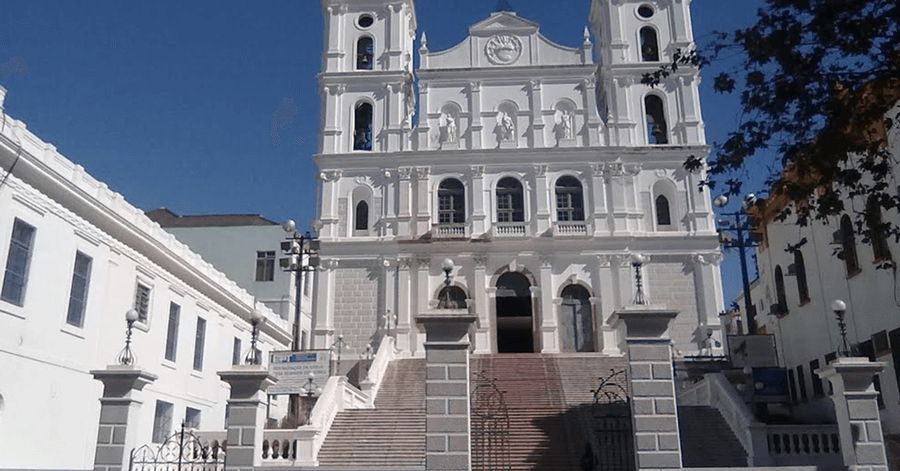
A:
90;366;157;471
218;366;277;471
817;357;889;471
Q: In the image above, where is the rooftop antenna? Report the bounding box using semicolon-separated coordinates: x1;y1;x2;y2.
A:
493;0;514;13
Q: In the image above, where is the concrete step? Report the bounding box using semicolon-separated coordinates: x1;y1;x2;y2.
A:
678;405;748;467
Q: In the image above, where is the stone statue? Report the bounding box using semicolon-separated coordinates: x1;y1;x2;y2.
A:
561;110;574;139
444;115;458;143
498;111;515;141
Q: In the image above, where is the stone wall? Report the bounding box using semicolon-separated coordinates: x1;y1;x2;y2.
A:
332;260;380;355
647;261;699;354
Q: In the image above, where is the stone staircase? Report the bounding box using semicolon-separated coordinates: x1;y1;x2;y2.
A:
316;358;426;468
678;405;748;467
471;353;628;471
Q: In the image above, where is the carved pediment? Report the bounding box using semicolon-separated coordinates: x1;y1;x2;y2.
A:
468;12;540;36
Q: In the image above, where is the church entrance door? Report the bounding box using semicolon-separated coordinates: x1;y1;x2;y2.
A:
495;272;534;353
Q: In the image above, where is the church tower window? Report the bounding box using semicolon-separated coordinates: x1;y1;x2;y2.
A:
353;102;373;151
640;27;659;62
355;201;369;231
840;214;860;276
438;178;465;224
645;95;668;144
496;177;525;223
356;37;374;70
655;195;671;226
555;176;584;222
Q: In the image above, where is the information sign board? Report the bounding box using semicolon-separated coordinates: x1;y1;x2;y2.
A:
267;350;330;395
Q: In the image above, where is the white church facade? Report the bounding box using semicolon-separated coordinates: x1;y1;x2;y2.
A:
310;0;725;360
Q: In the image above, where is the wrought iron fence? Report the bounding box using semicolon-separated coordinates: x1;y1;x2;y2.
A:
130;425;225;471
587;369;635;471
471;370;511;471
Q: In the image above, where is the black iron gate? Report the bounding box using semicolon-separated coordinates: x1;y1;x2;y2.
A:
588;369;635;471
130;425;225;471
471;370;511;471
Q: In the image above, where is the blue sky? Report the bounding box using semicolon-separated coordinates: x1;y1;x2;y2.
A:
0;0;766;305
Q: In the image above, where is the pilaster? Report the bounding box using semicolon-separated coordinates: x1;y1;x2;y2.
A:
417;312;476;471
538;257;559;353
533;165;551;234
218;367;277;471
91;366;157;471
610;307;682;471
817;358;889;471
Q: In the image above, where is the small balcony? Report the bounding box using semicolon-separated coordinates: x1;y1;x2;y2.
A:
554;222;589;236
433;223;468;238
495;223;528;238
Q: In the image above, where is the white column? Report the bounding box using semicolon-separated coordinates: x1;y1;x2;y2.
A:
530;80;545;148
472;255;492;354
469;82;483;149
470;166;487;235
415;167;431;236
397;167;413;237
396;257;412;355
313;259;338;348
538;257;559;353
591;163;611;235
533;165;551;234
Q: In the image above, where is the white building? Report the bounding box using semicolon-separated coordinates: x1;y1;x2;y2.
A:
145;208;314;350
0;85;292;470
739;98;900;434
310;0;725;359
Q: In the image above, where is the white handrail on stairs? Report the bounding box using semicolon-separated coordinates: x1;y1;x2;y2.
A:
260;335;398;466
360;335;398;406
680;372;766;465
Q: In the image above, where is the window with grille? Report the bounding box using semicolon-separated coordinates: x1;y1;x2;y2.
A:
438;178;465;224
66;252;93;327
496;177;524;222
164;302;180;362
193;317;206;371
133;282;151;324
555;176;584;222
256;251;275;282
1;218;36;306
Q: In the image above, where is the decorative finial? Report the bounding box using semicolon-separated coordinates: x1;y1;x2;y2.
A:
420;31;427;48
493;0;514;13
584;26;590;41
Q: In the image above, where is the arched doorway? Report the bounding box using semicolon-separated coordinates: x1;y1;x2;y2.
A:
496;272;534;353
560;285;594;352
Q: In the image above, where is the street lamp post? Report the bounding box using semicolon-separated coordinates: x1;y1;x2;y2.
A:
714;195;760;334
300;373;321;424
331;334;347;376
630;253;648;305
832;299;856;357
280;219;320;422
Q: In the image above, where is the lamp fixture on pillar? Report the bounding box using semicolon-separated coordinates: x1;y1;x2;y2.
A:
244;308;265;365
630;253;648;305
331;334;346;376
832;299;855;357
442;258;454;284
361;343;374;380
300;372;322;423
117;309;140;366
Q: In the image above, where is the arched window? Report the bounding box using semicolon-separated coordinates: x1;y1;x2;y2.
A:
438;179;465;224
438;286;467;309
655;195;671;226
561;285;594;352
640;27;659;62
645;95;668;144
555;176;584;222
355;201;369;231
775;265;788;315
867;196;893;262
356;37;374;70
496;177;524;223
354;102;373;151
840;215;860;276
794;250;810;304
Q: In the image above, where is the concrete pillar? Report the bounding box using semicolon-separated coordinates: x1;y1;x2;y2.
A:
610;306;682;470
90;366;157;471
218;367;277;471
817;357;889;471
417;312;477;471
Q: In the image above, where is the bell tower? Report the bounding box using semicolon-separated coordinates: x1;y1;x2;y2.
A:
319;0;417;155
590;0;704;146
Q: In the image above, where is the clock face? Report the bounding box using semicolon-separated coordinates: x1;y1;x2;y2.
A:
485;34;522;65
